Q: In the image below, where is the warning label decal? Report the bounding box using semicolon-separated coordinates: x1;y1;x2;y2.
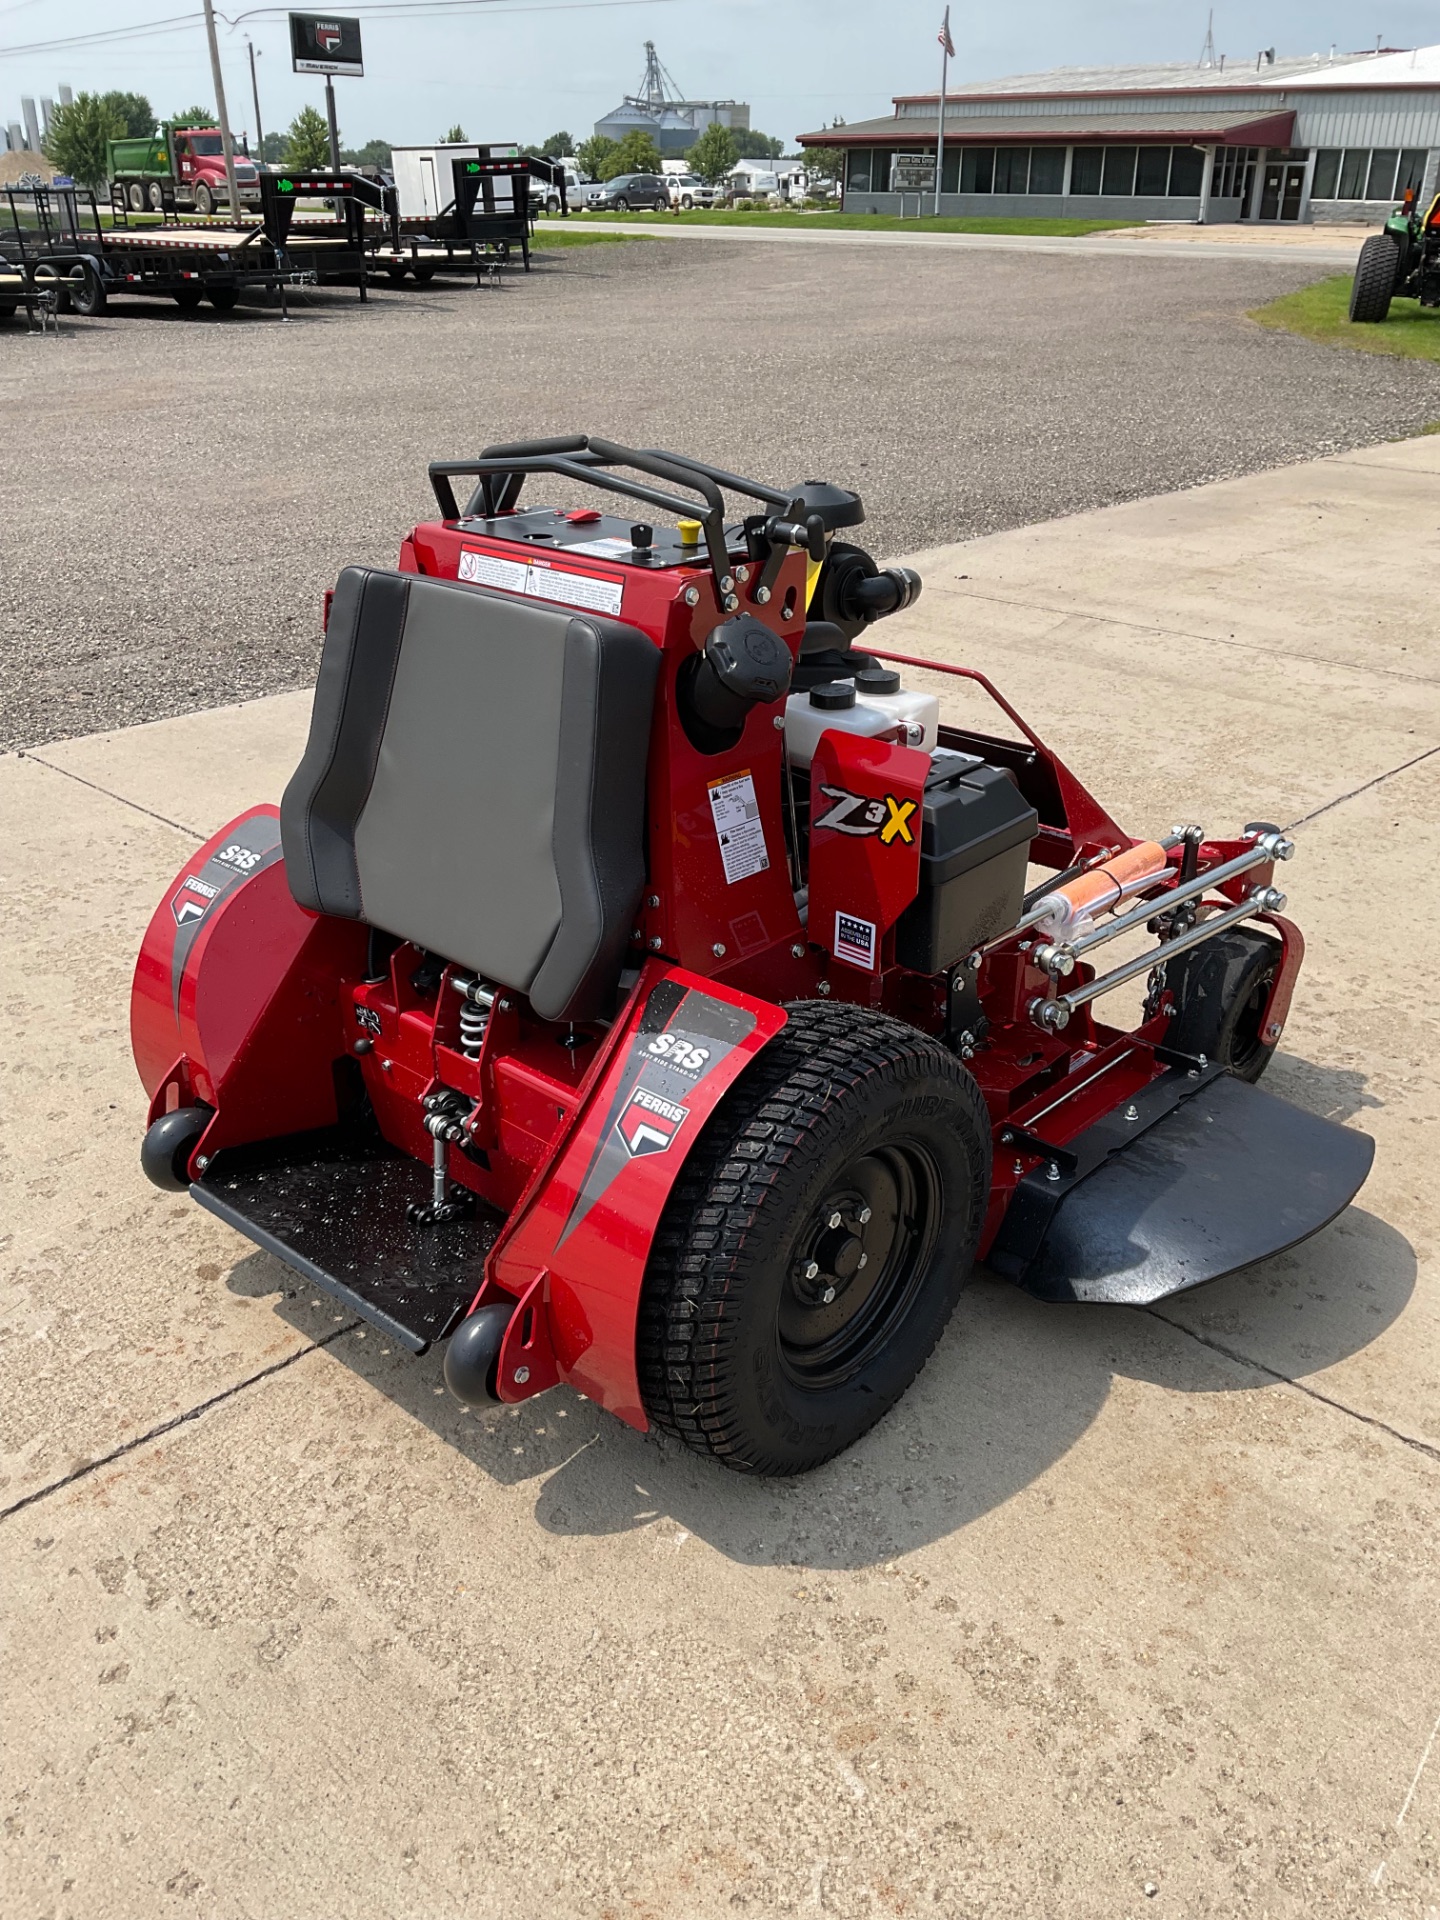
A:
707;768;770;886
458;546;624;616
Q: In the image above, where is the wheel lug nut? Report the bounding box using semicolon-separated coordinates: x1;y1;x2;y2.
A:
858;1206;872;1224
827;1210;842;1229
857;1252;868;1269
803;1260;819;1280
821;1286;836;1303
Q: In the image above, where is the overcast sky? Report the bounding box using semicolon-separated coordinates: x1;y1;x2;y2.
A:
4;1;1437;151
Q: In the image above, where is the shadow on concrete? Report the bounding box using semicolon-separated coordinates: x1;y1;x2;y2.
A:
225;1176;1412;1571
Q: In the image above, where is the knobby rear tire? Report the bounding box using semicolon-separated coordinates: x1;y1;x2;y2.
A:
1349;233;1398;322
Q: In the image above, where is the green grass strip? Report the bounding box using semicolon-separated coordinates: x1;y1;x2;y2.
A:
1251;271;1440;364
544;208;1143;237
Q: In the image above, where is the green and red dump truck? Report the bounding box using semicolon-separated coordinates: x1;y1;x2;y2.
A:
107;122;261;217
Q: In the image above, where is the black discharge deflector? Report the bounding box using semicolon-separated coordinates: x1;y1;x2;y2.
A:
194;1130;502;1350
989;1070;1375;1306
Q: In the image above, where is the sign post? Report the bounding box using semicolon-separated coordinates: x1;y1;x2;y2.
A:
935;7;955;216
288;14;364;171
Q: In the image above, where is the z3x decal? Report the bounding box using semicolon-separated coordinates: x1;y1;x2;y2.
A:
814;786;918;847
616;1087;689;1158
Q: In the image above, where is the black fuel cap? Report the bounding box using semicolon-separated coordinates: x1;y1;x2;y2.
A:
810;681;856;710
854;666;901;695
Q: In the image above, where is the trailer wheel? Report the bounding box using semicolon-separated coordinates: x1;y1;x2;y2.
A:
411;263;435;283
1163;927;1282;1083
385;265;408;284
147;181;165;212
194;182;215;217
173;287;203;312
1349;233;1398;322
637;1002;991;1475
65;263;107;317
127;182;145;212
207;286;239;313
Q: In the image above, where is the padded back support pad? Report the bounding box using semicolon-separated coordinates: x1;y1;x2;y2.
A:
281;566;659;1023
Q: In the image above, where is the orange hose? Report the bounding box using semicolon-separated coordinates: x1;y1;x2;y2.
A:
1034;840;1171;939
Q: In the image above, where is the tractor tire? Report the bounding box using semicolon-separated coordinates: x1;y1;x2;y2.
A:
207;285;239;313
173;286;203;312
127;182;145;211
1349;233;1398;322
1163;926;1282;1083
66;263;107;317
637;1001;991;1475
147;180;165;212
194;182;215;217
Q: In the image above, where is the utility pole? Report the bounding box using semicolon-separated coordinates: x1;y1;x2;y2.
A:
201;0;243;221
246;38;264;160
324;77;341;170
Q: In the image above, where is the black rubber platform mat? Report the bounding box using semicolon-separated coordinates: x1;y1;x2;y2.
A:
1002;1076;1374;1307
194;1131;502;1351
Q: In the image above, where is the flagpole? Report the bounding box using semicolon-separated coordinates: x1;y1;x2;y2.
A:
934;6;950;216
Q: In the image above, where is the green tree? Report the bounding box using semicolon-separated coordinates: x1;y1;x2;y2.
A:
802;145;845;185
284;104;333;169
99;92;154;139
539;129;572;158
733;129;784;159
341;138;392;168
442;124;466;143
575;134;618;181
686;123;738;184
42;92;124;187
260;131;287;164
170;106;215;129
607;128;664;177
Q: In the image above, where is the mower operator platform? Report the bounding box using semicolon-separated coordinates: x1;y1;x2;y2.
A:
130;433;1373;1476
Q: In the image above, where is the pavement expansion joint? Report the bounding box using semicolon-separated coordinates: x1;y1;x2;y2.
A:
1286;741;1440;831
0;1320;360;1524
19;748;205;841
946;585;1440;690
1143;1307;1440;1464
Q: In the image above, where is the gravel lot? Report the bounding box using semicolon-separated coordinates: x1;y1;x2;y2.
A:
4;236;1439;750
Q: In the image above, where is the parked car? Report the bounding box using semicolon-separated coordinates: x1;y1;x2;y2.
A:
665;172;721;210
591;173;669;212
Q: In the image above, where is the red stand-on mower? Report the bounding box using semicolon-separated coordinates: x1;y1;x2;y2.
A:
131;438;1373;1474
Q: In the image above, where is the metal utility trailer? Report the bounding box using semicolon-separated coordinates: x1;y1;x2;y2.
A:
1;186;313;317
393;156;539;274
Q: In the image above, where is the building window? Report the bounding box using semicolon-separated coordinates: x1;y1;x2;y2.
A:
1312;146;1429;201
993;146;1030;194
1212;146;1258;201
1135;146;1170;195
845;151;871;192
961;147;995;192
1101;146;1137;195
1029;146;1065;194
940;148;961;192
1367;149;1400;201
1168;146;1204;195
1070;146;1103;194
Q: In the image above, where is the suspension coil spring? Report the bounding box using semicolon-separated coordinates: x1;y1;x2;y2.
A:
452;974;497;1060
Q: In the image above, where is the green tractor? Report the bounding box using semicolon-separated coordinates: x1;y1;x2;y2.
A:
1349;187;1440;322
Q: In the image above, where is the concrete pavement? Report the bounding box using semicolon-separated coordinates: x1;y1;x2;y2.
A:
548;217;1364;266
3;441;1438;1918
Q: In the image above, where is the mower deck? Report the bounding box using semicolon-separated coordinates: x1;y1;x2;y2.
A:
990;1070;1374;1305
193;1130;502;1351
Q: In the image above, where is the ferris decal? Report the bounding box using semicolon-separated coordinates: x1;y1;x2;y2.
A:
171;874;219;926
616;1087;689;1158
288;12;364;75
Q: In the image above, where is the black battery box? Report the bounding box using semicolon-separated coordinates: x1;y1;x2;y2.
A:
894;750;1038;973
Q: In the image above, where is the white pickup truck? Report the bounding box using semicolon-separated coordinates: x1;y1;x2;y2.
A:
529;162;606;213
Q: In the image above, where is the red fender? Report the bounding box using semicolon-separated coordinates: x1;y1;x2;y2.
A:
131;804;364;1153
488;963;787;1427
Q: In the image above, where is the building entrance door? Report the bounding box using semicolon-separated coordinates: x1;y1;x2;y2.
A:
1259;161;1306;220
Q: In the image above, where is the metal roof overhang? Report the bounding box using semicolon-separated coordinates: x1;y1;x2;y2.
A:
798;108;1295;148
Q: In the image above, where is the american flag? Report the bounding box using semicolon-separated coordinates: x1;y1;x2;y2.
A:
938;8;955;56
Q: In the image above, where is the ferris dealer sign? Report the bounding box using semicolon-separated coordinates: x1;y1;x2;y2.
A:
289;13;364;76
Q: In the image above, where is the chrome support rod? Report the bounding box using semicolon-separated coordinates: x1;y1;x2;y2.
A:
966;828;1196;968
1030;886;1286;1030
1034;830;1293;979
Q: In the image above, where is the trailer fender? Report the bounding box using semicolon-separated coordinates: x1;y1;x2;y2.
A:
487;962;788;1426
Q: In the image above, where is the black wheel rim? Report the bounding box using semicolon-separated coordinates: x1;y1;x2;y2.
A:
1228;966;1276;1074
777;1142;943;1392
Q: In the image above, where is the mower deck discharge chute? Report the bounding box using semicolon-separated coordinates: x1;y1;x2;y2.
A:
131;436;1373;1474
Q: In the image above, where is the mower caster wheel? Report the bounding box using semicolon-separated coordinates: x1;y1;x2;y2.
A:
637;1002;991;1475
1349;233;1398;323
443;1302;513;1406
1164;927;1282;1084
141;1105;213;1191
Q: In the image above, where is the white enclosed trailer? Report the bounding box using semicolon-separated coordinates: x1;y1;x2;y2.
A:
390;142;518;220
